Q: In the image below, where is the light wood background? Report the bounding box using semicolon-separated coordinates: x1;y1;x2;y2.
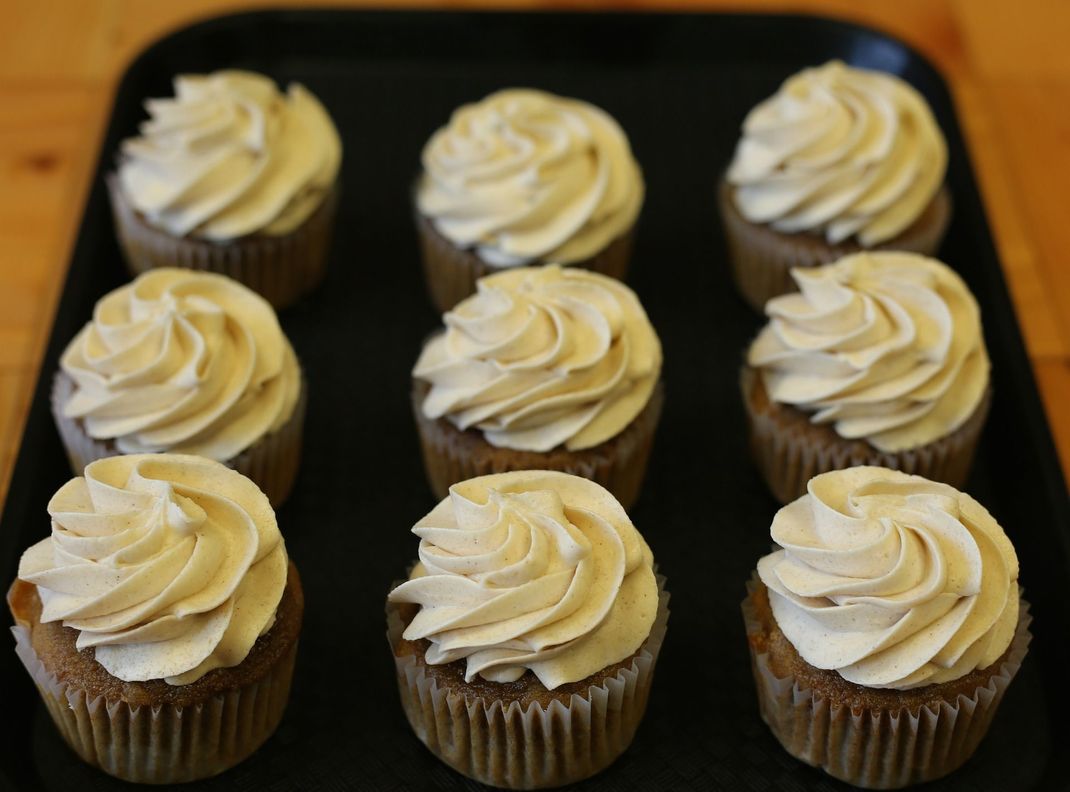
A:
1;0;1068;507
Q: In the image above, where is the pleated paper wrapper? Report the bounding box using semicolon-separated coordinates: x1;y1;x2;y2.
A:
741;366;992;504
10;622;298;784
411;380;663;512
415;211;635;313
108;174;338;310
742;577;1032;789
51;370;307;508
386;575;670;789
718;180;952;312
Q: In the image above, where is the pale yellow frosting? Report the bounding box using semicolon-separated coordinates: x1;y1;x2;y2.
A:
726;61;946;246
118;70;341;240
757;467;1019;690
413;265;661;452
60;268;301;461
389;471;658;689
18;455;288;685
417;88;643;267
748;252;989;453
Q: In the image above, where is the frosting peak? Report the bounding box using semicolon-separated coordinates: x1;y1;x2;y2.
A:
757;467;1019;690
118;70;341;240
18;455;288;685
413;265;661;452
389;471;657;689
60;268;301;461
748;252;989;452
727;60;946;245
417;88;643;266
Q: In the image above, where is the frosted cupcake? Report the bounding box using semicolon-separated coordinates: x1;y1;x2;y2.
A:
720;60;951;310
52;268;305;506
415;88;644;312
387;470;669;789
412;265;663;510
109;70;342;308
742;251;990;503
743;466;1029;788
7;455;303;783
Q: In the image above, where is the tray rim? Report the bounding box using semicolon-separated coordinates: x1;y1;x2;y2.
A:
1;7;1067;790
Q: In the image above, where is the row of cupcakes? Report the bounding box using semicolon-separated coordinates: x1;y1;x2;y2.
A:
105;61;952;317
9;460;1027;789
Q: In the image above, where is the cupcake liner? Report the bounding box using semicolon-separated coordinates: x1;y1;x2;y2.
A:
108;174;339;310
741;366;991;504
415;211;635;314
387;574;669;789
718;180;952;312
51;370;307;507
411;379;663;511
742;576;1031;789
11;615;298;784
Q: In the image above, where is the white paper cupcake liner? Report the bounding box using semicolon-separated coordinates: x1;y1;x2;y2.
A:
741;577;1032;789
51;370;307;507
387;574;669;789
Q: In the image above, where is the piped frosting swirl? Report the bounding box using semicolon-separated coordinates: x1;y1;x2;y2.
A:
413;265;661;452
389;471;658;689
417;88;644;267
726;60;946;246
60;268;301;461
18;455;288;685
757;466;1019;690
747;251;989;453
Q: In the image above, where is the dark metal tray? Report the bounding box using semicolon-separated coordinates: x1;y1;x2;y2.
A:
2;9;1068;791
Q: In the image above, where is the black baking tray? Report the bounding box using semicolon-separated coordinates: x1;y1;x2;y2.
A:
2;9;1068;791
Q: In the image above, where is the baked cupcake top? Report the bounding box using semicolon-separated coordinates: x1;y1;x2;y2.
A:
59;268;301;460
389;471;658;689
416;88;644;267
757;466;1019;690
17;455;288;685
726;60;946;246
116;70;341;240
413;265;661;452
747;251;989;452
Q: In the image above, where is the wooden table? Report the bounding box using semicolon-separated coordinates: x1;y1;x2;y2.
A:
1;0;1068;505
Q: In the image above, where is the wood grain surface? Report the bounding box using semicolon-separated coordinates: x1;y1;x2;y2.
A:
1;0;1067;507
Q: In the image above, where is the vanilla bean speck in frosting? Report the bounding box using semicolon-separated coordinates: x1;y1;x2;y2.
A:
117;70;341;240
17;455;288;685
757;467;1019;690
748;251;989;453
413;265;661;452
389;471;658;689
59;268;301;461
417;88;644;267
726;60;946;246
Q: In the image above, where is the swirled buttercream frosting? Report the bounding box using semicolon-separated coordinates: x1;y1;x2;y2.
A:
60;268;301;461
417;88;644;267
757;466;1019;690
117;70;341;240
389;471;658;689
726;60;946;246
18;455;288;685
413;265;661;452
747;252;989;453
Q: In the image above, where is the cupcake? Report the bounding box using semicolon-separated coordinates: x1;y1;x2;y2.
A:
387;470;669;789
7;454;303;783
108;70;341;309
743;466;1029;788
415;88;644;312
53;268;305;506
412;264;663;510
720;60;951;310
742;251;990;503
